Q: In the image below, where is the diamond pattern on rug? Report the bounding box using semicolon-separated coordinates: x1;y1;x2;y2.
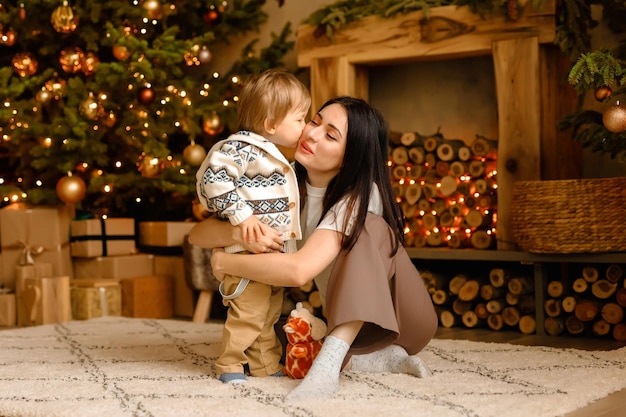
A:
0;317;625;417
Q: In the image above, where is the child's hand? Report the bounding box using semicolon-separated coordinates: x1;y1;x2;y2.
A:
237;217;283;253
238;216;266;243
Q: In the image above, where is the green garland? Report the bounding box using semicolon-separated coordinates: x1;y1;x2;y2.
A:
304;3;542;38
302;0;609;59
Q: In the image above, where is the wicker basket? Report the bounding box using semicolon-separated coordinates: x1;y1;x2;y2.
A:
511;177;626;253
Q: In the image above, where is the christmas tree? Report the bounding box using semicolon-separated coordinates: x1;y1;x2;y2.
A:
561;0;626;164
0;0;294;220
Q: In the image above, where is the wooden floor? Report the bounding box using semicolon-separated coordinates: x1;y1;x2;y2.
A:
434;327;626;417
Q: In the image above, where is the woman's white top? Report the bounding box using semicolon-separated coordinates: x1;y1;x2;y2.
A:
299;182;384;309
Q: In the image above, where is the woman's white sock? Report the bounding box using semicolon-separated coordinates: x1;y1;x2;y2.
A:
351;344;432;377
284;335;350;401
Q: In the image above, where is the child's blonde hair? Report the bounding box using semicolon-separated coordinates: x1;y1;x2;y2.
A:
237;68;311;134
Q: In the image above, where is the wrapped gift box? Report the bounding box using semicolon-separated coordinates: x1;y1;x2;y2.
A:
16;275;71;326
0;204;73;290
121;275;173;318
70;218;136;258
71;278;122;320
0;291;16;327
73;253;154;279
138;221;197;247
154;255;194;318
15;262;54;326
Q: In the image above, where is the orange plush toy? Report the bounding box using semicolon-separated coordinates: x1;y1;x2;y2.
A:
283;302;327;379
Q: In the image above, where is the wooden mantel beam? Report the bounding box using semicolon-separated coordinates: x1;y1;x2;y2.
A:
297;1;556;67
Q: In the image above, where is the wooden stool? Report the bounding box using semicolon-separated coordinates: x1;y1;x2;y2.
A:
192;290;214;323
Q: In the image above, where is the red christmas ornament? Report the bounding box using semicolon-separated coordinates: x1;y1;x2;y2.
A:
137;86;156;105
112;44;131;61
594;86;612;102
203;4;224;25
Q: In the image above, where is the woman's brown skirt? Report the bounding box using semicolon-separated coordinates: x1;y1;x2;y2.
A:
325;214;438;358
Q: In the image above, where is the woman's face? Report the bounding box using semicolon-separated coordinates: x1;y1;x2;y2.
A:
295;103;347;187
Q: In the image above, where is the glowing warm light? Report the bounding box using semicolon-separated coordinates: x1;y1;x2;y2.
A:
104;184;112;192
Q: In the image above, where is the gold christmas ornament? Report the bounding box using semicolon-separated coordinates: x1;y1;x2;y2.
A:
602;101;626;134
35;87;53;105
198;46;212;64
51;1;79;33
138;155;163;178
183;143;207;166
141;0;163;19
202;111;224;136
102;110;117;128
45;78;67;99
112;44;131;61
79;93;100;120
59;47;85;73
56;174;87;204
82;52;99;75
12;52;38;77
185;45;212;66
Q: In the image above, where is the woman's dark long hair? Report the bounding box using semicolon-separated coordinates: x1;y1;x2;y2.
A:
295;96;404;255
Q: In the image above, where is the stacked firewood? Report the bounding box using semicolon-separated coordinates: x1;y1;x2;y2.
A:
543;264;626;341
389;131;498;249
422;267;537;334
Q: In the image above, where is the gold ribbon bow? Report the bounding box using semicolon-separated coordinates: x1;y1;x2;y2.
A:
17;240;45;266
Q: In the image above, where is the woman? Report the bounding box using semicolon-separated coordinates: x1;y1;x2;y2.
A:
189;96;437;400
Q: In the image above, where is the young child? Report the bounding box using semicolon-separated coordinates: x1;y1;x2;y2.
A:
196;68;310;384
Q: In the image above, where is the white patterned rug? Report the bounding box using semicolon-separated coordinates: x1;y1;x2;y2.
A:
1;317;626;417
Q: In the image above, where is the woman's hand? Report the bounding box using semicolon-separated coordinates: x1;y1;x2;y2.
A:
210;248;226;282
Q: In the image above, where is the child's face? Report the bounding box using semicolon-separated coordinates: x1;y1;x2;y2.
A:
265;105;308;148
